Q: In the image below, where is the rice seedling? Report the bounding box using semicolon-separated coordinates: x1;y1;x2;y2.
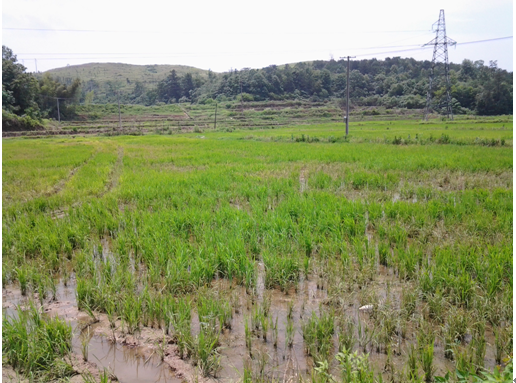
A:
120;293;142;335
372;305;397;353
406;343;419;381
261;312;269;341
357;317;375;353
244;314;252;352
287;300;295;320
80;327;90;362
453;345;475;375
197;289;232;332
2;264;11;288
243;358;253;383
417;325;436;383
302;310;335;362
47;276;58;302
168;297;192;358
272;315;279;348
2;302;73;379
83;368;111;383
470;319;486;371
401;288;417;319
190;327;221;377
251;305;262;336
493;325;512;365
105;299;117;330
337;317;356;352
254;348;270;381
419;343;436;383
442;307;469;360
156;331;168;361
15;266;30;296
285;315;295;349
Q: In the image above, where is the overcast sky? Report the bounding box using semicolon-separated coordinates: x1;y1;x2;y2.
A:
2;0;513;73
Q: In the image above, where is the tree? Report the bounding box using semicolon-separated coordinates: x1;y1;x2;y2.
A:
38;73;81;120
2;45;40;116
157;70;182;103
475;62;513;115
181;73;195;100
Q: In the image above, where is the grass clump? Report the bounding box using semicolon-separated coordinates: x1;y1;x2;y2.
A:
302;309;335;362
2;303;74;380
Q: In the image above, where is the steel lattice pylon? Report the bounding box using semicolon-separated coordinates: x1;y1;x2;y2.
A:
424;9;456;120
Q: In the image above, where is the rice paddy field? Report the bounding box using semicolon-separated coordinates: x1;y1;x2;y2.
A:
2;117;513;383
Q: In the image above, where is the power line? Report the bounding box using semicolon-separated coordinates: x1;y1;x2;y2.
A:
17;43;427;58
3;27;156;33
351;36;512;58
14;36;512;62
17;44;426;56
456;36;513;45
3;26;429;34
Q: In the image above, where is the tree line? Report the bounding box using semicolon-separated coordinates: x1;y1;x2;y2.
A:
2;44;513;128
101;56;513;116
2;46;82;129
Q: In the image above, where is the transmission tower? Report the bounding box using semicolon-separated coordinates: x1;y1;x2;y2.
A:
424;9;456;120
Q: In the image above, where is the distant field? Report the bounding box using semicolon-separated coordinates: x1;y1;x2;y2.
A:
5;100;513;147
2;119;513;382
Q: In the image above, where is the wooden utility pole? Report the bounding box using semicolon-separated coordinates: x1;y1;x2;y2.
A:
240;75;244;116
214;103;218;130
344;56;355;136
340;56;356;135
56;98;61;123
117;91;122;132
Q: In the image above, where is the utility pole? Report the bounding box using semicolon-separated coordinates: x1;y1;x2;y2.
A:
214;103;218;130
424;9;456;120
35;59;38;73
56;98;61;123
117;91;122;132
341;56;356;136
240;74;244;117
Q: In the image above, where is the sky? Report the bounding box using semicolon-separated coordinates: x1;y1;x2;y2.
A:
2;0;513;73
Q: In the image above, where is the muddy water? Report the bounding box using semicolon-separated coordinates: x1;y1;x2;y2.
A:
3;267;500;382
214;277;328;381
2;281;180;383
214;264;499;381
72;334;179;383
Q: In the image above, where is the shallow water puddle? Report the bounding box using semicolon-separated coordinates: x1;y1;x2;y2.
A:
3;266;500;381
3;281;180;383
72;335;180;383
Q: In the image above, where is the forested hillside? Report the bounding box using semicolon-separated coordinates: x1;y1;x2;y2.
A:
63;57;512;116
3;44;513;130
158;58;512;116
45;62;209;104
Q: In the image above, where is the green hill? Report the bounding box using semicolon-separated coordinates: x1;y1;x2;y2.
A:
43;62;211;102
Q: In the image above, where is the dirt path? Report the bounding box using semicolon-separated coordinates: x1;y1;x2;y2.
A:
99;146;124;198
45;149;98;198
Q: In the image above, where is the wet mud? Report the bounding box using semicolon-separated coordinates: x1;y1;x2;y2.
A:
3;264;500;382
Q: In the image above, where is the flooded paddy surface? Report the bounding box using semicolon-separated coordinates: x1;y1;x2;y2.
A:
2;263;500;382
3;281;181;383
